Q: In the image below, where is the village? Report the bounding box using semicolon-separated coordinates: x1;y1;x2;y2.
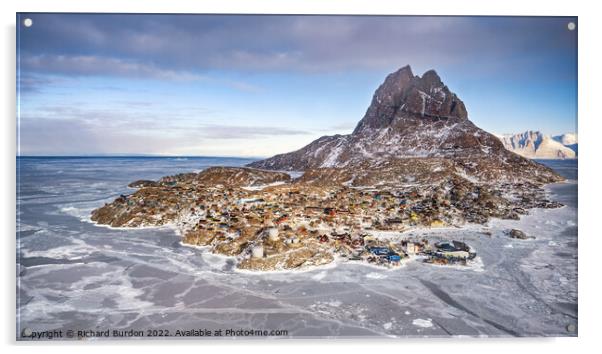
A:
89;167;559;271
178;181;480;270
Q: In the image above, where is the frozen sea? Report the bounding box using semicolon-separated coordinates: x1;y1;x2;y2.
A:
16;157;577;339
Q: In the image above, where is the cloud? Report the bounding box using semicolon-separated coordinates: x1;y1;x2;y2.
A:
20;53;264;93
319;122;358;133
225;80;263;93
17;74;66;93
16;14;577;156
200;124;310;139
18;117;187;155
20;103;309;136
18;14;576;77
22;55;205;81
17;104;312;156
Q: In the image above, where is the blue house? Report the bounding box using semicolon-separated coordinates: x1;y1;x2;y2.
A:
368;247;390;256
387;253;401;262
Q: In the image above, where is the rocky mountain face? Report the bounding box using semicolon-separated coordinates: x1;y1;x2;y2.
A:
248;65;563;186
498;131;576;159
352;66;468;132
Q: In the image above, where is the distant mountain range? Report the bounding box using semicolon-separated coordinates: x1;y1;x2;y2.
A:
496;131;578;159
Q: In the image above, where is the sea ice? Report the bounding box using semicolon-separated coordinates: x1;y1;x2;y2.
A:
366;272;387;279
412;318;433;328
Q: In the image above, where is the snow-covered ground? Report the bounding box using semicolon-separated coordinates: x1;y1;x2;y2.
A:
16;157;577;338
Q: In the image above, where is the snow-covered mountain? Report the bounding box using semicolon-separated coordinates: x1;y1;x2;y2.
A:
248;65;562;186
498;131;576;159
553;133;578;155
553;133;578;146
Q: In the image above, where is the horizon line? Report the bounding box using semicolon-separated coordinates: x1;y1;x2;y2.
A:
16;154;266;159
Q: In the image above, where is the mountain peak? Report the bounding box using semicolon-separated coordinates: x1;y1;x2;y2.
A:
390;64;415;78
248;65;562;187
353;65;467;134
419;69;443;89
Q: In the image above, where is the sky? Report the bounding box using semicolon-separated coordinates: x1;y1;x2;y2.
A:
17;14;578;157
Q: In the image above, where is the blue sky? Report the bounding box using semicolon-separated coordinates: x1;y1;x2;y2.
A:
17;14;577;157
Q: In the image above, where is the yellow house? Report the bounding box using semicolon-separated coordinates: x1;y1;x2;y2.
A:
430;219;445;228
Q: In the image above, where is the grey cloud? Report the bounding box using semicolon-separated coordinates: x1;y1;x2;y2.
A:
200;124;310;139
22;55;205;81
22;103;310;135
225;80;264;93
319;122;357;133
18;117;189;155
20;55;264;94
18;110;311;155
18;14;576;77
17;74;66;93
23;104;222;129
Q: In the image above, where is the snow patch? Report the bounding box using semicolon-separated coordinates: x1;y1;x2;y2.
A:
242;181;286;191
311;271;328;281
366;272;388;279
412;318;433;328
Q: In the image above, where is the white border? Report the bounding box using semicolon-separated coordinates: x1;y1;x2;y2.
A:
2;0;601;353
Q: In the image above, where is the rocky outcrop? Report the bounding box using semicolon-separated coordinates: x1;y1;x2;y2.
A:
248;65;563;186
160;166;291;187
91;167;291;228
508;229;534;240
128;180;159;188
